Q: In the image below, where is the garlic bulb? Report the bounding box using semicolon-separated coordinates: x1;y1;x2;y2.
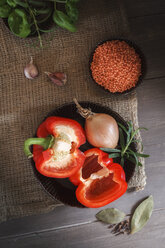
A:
24;57;38;80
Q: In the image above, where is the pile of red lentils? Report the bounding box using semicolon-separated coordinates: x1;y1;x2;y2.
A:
90;40;142;93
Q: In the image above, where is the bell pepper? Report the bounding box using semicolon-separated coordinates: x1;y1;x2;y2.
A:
70;148;127;208
24;116;86;178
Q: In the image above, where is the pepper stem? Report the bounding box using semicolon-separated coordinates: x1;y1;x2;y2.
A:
73;98;94;119
24;135;55;159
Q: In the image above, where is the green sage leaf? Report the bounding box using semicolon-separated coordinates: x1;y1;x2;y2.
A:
100;148;121;153
131;195;154;234
96;208;126;224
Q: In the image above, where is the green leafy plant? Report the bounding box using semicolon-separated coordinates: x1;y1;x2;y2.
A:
7;0;17;7
0;0;80;47
53;9;77;32
8;8;31;38
65;1;78;23
0;0;7;7
0;3;11;17
101;121;149;167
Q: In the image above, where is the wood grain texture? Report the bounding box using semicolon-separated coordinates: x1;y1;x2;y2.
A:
0;209;165;248
124;0;165;18
0;1;165;247
128;15;165;79
0;77;165;238
0;164;164;239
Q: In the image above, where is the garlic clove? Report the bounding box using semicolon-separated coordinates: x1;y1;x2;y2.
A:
45;71;67;87
24;57;38;80
54;72;67;85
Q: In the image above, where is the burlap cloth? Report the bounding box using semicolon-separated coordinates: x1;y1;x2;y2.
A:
0;0;146;223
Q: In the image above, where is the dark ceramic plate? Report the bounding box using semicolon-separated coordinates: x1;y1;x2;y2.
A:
31;102;136;208
89;39;146;95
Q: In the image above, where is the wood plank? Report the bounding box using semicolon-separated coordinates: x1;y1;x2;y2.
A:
0;77;164;237
0;165;164;238
128;15;165;79
137;77;165;145
137;78;165;126
0;209;165;248
124;0;165;18
1;4;165;242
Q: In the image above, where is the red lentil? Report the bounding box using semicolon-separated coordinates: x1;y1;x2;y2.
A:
90;40;141;93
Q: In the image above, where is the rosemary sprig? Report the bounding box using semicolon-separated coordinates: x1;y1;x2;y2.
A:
100;121;149;167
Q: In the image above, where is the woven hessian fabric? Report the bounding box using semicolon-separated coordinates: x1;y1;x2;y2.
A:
0;0;146;223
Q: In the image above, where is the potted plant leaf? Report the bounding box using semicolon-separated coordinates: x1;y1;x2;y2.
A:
0;0;80;47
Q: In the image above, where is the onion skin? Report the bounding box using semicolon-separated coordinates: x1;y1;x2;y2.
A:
73;99;119;148
85;113;119;148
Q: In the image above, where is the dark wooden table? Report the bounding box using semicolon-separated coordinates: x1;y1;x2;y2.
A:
0;1;165;247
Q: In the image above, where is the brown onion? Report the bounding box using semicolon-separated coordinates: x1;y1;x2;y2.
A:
74;99;119;148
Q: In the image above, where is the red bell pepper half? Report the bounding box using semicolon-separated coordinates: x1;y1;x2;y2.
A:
24;116;86;178
70;148;127;208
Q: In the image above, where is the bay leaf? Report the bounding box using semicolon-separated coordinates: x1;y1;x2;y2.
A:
131;195;154;234
96;208;126;224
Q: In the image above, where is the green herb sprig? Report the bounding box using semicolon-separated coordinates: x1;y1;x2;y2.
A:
0;0;80;47
101;121;149;167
